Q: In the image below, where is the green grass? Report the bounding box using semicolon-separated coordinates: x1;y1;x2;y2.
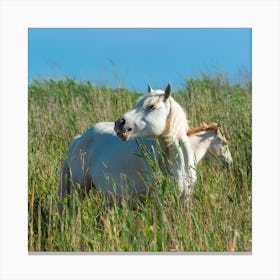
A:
28;75;251;252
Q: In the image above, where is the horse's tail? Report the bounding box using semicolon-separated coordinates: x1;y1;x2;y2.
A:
58;160;71;215
58;134;82;215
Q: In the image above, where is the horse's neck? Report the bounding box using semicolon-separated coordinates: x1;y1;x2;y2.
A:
189;130;216;164
158;98;197;194
159;134;196;194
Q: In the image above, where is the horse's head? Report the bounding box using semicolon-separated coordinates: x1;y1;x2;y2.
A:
114;84;172;141
207;124;233;167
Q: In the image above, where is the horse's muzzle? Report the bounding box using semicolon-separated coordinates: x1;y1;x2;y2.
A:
114;118;132;141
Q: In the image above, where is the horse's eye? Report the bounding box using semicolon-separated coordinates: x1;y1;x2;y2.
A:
149;104;156;110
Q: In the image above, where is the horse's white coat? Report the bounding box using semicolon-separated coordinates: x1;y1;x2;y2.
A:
59;122;232;201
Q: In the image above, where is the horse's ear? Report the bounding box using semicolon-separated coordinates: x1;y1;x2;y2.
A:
164;83;172;100
216;123;224;136
148;84;152;93
217;123;222;133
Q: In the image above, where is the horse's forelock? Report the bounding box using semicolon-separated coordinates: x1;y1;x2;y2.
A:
135;92;165;109
143;94;165;108
150;89;165;95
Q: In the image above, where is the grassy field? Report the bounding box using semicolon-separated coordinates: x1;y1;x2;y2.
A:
28;74;252;252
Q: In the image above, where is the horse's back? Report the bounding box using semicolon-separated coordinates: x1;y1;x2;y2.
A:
88;123;155;196
66;122;155;197
68;123;111;184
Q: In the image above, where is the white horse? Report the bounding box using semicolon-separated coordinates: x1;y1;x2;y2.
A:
114;83;196;196
59;85;232;204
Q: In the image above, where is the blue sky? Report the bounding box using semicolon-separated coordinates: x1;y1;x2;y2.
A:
28;28;251;92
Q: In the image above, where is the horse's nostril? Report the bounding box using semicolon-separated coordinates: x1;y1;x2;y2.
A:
115;118;126;127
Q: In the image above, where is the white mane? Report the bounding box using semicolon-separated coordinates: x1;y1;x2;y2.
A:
160;97;189;145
